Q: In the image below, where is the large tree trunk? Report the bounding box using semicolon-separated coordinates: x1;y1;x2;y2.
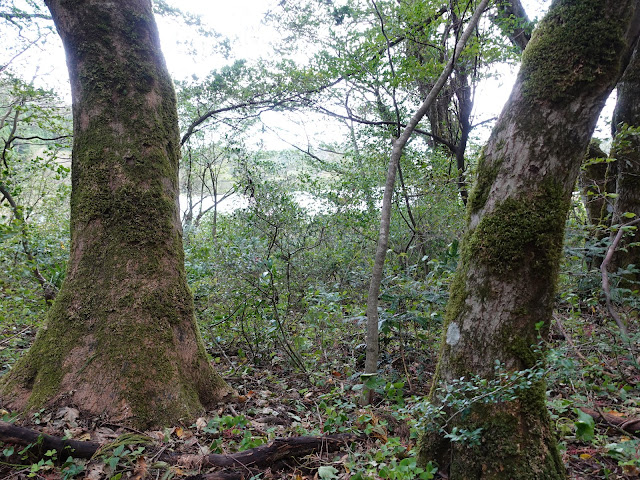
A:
0;0;232;429
610;44;640;285
418;1;640;478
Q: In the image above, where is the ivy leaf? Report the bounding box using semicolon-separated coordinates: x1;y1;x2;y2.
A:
574;409;595;442
317;465;339;479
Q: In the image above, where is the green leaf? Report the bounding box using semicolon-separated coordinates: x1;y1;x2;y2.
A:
112;444;126;456
317;465;339;479
574;409;595;442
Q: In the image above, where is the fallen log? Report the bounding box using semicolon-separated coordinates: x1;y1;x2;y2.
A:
0;420;357;471
580;407;640;435
0;420;100;458
185;474;244;480
171;433;357;469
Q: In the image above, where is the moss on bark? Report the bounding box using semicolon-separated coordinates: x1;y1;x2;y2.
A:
0;0;232;429
521;0;627;104
467;181;568;277
445;395;564;480
467;153;502;215
419;0;639;477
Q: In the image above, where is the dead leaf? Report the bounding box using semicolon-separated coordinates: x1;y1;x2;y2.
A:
148;430;166;442
85;462;105;480
183;436;198;449
75;432;92;442
195;417;208;431
172;466;186;476
64;427;84;438
606;410;625;417
131;457;148;480
56;406;80;425
93;427;118;443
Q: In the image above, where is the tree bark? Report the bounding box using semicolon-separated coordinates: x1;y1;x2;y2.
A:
418;0;640;477
0;0;232;429
493;0;533;52
610;44;640;286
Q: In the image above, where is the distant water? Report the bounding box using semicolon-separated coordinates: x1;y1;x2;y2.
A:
178;191;332;218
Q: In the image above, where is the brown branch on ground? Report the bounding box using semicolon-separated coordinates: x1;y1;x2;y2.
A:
0;421;101;459
184;473;245;480
0;421;358;472
171;433;357;469
580;407;640;435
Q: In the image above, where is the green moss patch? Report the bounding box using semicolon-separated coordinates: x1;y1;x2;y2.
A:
466;181;569;277
520;0;627;104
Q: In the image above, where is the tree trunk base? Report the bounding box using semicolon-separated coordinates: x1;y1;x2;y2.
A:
417;396;566;480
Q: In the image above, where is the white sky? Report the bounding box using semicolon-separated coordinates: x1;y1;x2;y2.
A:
157;0;278;80
156;0;557;149
9;0;617;152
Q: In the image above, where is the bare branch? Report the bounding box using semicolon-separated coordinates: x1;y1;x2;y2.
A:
0;12;52;22
493;0;533;52
600;217;640;335
12;134;71;142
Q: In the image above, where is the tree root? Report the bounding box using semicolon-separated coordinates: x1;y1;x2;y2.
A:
171;433;357;469
0;420;101;458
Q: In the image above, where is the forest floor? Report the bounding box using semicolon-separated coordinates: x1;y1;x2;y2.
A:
0;306;638;479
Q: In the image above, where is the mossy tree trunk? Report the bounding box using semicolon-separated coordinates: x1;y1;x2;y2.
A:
610;44;640;285
418;1;640;478
0;0;232;429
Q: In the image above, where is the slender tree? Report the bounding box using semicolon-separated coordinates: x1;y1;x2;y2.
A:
0;0;232;428
418;0;640;477
493;0;533;52
362;0;490;404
